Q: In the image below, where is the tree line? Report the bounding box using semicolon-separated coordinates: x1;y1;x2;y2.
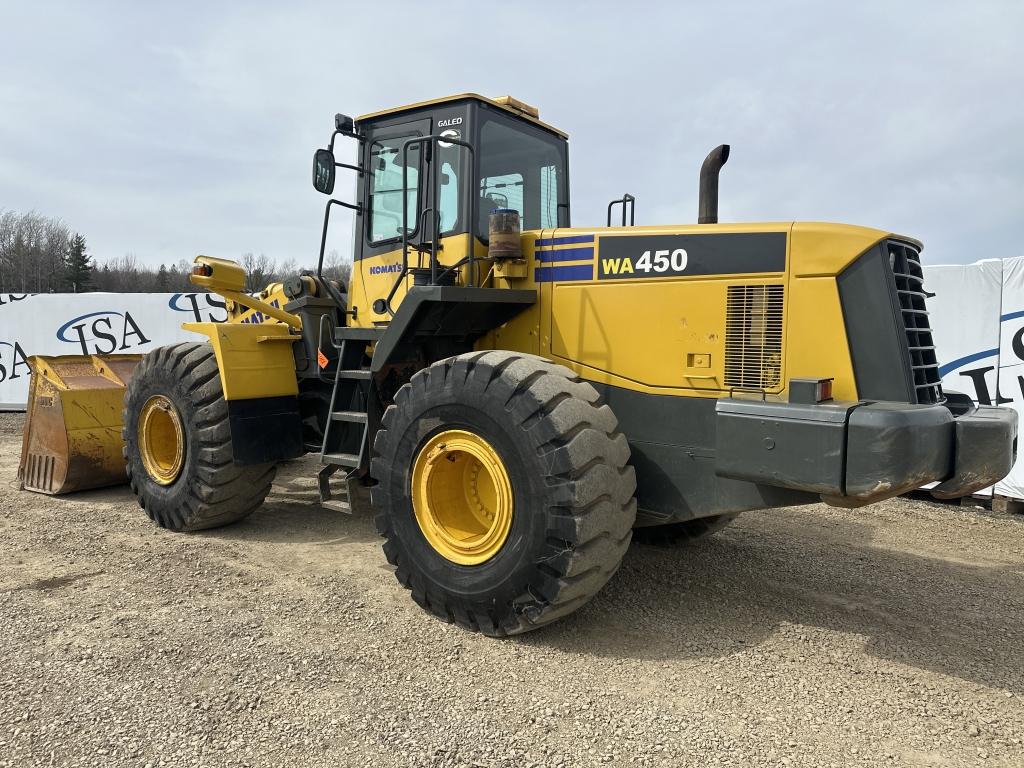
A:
0;209;351;294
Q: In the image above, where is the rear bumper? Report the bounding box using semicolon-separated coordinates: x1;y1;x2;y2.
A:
929;402;1019;499
714;396;1017;505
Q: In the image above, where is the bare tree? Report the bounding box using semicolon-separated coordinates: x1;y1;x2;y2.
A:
45;218;72;290
322;249;352;289
0;210;74;293
0;212;321;295
0;210;16;292
93;253;142;292
276;258;298;282
240;252;276;292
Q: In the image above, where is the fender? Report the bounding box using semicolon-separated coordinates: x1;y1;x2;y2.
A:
182;321;300;401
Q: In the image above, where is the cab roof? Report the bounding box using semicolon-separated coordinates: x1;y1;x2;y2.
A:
355;93;568;139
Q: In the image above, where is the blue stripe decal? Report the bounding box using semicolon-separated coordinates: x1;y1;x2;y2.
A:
534;264;594;282
536;247;594;263
937;348;998;377
1001;309;1024;322
535;234;595;247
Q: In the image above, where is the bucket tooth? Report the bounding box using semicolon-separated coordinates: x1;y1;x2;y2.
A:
18;354;142;495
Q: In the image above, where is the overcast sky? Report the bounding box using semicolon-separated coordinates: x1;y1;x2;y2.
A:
2;1;1021;268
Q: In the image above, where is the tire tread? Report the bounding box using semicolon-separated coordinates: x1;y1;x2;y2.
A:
123;342;276;532
372;351;636;636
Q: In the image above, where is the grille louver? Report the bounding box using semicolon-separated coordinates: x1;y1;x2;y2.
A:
724;284;784;391
887;241;943;404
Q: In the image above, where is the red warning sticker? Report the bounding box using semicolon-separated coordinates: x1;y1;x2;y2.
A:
317;349;329;369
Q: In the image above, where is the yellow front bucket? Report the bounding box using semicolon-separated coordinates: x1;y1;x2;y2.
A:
18;355;142;495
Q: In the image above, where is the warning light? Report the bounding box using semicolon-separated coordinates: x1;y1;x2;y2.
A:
789;378;835;404
818;378;833;402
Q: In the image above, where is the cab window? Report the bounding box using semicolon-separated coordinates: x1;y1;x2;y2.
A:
438;144;461;235
368;137;420;243
480;172;524;216
477;115;567;237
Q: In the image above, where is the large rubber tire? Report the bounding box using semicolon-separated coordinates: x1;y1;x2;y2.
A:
632;513;740;546
371;351;637;636
123;342;276;532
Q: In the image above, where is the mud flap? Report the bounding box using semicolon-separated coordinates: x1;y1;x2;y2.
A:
18;355;141;494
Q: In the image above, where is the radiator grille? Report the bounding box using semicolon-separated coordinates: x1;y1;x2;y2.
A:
724;284;784;390
887;241;943;404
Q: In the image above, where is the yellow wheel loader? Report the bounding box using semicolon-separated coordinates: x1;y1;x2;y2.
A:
64;94;1024;634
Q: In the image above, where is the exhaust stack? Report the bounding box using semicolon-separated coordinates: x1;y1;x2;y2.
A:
698;144;730;224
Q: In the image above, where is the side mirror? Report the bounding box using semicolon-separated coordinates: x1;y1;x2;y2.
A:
312;148;335;194
335;113;355;133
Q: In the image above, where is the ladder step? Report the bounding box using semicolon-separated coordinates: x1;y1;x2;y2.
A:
337;369;372;380
322;452;360;468
321;499;352;514
331;410;368;423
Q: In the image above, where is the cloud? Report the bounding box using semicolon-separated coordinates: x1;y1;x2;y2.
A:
0;0;1021;267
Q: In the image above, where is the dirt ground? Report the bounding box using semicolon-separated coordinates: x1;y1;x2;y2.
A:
1;412;1023;767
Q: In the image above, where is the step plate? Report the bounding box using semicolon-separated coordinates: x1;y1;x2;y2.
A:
322;452;360;468
330;411;368;423
321;499;352;514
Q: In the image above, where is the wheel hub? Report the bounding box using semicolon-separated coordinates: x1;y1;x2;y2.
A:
138;394;185;485
411;429;513;565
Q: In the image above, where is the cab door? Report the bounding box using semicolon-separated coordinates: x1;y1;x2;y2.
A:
349;117;431;321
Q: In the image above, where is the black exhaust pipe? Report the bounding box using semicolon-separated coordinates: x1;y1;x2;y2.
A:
698;144;730;224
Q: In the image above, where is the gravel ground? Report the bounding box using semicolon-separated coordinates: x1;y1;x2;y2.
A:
1;410;1023;767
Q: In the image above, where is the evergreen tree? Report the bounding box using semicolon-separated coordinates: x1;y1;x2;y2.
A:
155;263;169;291
64;233;92;292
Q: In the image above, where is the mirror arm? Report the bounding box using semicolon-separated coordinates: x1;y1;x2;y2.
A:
334;161;363;176
327;127;362;153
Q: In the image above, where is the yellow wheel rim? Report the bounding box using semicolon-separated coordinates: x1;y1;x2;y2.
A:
138;395;185;485
411;429;514;565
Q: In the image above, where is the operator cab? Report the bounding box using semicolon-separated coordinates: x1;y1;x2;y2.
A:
312;95;570;288
358;94;569;243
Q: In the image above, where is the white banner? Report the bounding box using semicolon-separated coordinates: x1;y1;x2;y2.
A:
924;260;1003;497
994;257;1024;498
4;269;1024;497
0;292;227;410
925;256;1024;499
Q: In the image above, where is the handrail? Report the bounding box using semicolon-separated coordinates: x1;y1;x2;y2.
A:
381;133;476;316
316;198;361;279
316;122;364;282
607;194;636;227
